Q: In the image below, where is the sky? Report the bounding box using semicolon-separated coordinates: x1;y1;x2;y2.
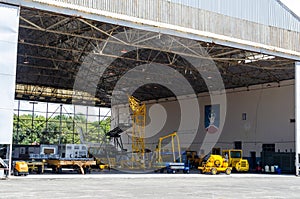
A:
14;100;111;122
281;0;300;16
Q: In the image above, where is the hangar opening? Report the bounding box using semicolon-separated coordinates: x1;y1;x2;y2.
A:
0;0;299;175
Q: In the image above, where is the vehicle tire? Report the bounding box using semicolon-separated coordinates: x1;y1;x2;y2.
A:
14;170;19;176
235;163;240;172
172;170;176;174
57;167;62;174
37;166;42;174
211;168;217;175
186;170;190;174
84;167;90;174
51;166;56;173
225;168;231;175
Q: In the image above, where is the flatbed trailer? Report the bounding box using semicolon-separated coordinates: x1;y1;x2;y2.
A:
46;158;96;174
27;160;45;174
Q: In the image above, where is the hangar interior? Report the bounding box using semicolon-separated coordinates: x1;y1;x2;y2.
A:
0;0;300;174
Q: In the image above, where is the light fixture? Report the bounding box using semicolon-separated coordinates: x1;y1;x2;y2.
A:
207;76;212;79
245;54;275;64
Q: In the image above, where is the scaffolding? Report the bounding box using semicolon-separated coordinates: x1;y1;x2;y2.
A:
128;96;146;168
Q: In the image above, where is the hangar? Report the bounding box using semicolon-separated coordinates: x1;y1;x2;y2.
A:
0;0;300;174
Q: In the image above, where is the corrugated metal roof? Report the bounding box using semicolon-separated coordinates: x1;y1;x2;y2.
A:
2;0;300;58
169;0;300;32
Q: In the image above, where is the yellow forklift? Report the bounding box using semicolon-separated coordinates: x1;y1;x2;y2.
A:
222;149;249;172
13;161;29;176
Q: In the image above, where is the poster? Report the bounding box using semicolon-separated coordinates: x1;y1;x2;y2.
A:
205;104;220;134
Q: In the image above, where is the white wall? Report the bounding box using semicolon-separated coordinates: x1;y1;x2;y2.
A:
0;4;19;144
219;82;295;157
112;80;295;158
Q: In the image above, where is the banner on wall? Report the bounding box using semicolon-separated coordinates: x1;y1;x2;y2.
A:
204;104;220;134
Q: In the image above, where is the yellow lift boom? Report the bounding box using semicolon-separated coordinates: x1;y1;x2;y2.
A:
128;96;146;168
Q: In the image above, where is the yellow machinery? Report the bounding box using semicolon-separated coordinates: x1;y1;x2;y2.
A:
198;154;231;175
27;160;45;174
13;161;29;176
222;149;249;172
157;132;181;163
46;159;96;174
153;132;190;173
96;157;116;170
128;96;146;168
184;150;202;168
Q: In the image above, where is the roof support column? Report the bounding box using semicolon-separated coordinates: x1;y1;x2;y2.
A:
0;3;20;177
295;61;300;176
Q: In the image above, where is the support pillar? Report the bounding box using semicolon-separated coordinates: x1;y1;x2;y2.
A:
295;61;300;176
0;3;20;177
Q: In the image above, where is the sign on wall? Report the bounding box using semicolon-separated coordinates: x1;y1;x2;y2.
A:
205;104;220;134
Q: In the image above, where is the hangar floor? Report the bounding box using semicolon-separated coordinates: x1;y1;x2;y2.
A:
2;174;299;198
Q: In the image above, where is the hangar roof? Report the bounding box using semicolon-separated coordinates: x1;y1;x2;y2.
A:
1;0;299;107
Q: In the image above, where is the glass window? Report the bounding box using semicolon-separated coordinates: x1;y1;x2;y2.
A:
230;151;241;158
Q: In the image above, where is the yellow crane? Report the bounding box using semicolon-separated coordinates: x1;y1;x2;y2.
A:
128;95;146;168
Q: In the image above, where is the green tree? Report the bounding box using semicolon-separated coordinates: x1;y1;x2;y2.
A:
13;113;110;145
